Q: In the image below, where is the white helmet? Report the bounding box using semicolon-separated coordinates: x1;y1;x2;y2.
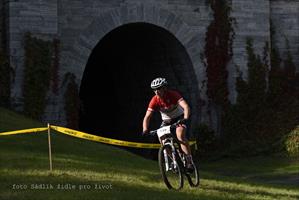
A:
150;77;167;90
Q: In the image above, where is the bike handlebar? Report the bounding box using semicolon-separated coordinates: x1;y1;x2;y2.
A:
148;121;181;136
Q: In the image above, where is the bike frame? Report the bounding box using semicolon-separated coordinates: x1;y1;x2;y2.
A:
163;138;178;171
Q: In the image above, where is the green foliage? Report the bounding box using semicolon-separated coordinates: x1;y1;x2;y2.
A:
63;72;79;129
222;37;299;156
285;127;299;157
0;50;11;107
194;123;218;159
222;39;267;155
22;33;52;120
237;39;267;111
22;33;60;120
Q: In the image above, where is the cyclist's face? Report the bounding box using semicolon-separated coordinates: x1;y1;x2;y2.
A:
154;87;166;97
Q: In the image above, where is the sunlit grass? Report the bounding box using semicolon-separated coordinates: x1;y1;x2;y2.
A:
1;107;299;200
1;166;298;200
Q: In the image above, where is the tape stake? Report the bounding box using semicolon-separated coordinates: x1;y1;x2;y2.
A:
47;123;53;171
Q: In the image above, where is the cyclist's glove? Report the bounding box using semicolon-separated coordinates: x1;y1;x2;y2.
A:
178;118;188;125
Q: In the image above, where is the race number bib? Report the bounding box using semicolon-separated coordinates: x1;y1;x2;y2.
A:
157;125;171;138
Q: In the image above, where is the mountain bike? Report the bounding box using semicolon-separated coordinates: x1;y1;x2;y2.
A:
149;121;200;190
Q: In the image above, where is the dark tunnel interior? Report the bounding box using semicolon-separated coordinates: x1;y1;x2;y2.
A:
79;22;197;159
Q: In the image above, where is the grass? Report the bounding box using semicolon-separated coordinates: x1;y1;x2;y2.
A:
0;107;299;200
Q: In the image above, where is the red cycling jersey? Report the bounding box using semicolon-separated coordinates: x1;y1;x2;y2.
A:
147;90;184;120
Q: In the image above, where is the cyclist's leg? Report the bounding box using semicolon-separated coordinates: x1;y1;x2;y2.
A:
176;125;194;171
176;125;191;155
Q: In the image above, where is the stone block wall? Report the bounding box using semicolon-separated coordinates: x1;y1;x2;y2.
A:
3;0;299;126
271;0;299;69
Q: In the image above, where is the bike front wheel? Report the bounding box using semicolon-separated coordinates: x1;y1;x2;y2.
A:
158;145;183;190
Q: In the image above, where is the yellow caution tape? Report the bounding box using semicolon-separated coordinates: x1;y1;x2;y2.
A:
0;125;197;149
50;125;196;149
0;127;48;136
50;125;162;149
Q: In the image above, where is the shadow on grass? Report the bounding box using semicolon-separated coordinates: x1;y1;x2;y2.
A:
199;156;299;189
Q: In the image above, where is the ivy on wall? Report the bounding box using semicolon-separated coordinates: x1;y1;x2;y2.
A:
197;3;299;157
62;72;79;129
268;21;284;103
51;39;60;95
203;0;235;107
22;32;79;127
22;32;60;120
222;37;299;156
222;38;269;153
23;33;52;119
238;38;267;112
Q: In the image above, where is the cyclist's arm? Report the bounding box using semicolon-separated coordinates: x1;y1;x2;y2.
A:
143;110;153;133
178;99;190;120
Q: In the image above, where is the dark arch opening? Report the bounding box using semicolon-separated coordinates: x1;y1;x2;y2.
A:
79;22;199;159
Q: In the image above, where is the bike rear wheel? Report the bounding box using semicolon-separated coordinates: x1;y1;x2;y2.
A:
185;161;200;187
158;145;183;190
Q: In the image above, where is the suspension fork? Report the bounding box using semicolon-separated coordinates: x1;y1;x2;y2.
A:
171;144;178;170
163;146;170;171
163;139;176;171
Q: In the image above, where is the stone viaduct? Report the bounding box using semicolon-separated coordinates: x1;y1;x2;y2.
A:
2;0;299;139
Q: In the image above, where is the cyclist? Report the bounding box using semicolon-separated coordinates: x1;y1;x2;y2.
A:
142;77;194;171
